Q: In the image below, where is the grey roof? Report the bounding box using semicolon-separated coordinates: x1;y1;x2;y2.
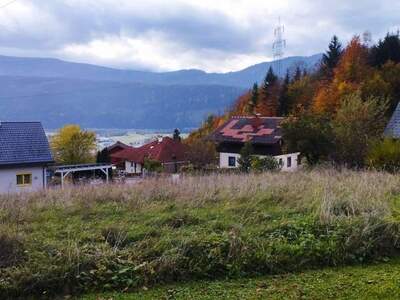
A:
385;103;400;138
0;122;53;167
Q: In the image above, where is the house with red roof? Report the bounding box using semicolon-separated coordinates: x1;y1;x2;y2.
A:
107;141;130;156
110;137;189;175
209;115;300;171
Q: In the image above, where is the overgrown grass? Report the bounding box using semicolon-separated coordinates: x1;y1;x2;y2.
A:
83;258;400;299
1;169;400;298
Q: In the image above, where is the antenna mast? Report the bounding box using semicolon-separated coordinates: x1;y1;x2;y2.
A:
272;17;286;77
362;30;372;47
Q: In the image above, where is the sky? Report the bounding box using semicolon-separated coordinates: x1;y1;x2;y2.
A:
0;0;399;73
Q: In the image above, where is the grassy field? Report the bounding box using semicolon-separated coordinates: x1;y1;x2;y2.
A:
1;169;400;298
84;258;400;299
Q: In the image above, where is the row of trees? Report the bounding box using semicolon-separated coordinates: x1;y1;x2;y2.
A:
283;33;400;170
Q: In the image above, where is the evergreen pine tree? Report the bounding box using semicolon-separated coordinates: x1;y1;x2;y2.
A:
96;148;111;163
321;35;343;77
370;32;400;67
247;83;259;114
173;128;181;141
238;141;254;173
262;67;278;97
278;70;291;116
294;66;302;81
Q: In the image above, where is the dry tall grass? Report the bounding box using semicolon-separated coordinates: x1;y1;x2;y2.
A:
0;169;398;224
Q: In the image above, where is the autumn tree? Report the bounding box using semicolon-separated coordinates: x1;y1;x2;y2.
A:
282;112;333;165
331;93;388;167
287;75;316;112
51;125;96;165
313;37;371;114
186;139;218;170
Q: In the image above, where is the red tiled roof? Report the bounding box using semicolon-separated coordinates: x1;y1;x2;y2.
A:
209;116;284;145
107;141;131;155
110;137;189;164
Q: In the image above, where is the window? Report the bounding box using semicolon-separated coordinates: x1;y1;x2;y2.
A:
287;157;292;168
228;156;236;167
16;173;32;186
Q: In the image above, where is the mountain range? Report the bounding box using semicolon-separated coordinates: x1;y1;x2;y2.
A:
0;54;322;129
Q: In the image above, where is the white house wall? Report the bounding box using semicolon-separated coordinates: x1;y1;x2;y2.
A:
124;161;143;174
0;166;45;194
220;152;241;169
219;152;300;171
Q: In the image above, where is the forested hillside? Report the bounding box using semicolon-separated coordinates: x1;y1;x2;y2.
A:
189;33;400;170
0;55;320;129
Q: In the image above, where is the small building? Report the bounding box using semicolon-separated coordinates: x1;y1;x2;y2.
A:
385;103;400;138
0;122;54;193
110;137;189;175
209;116;300;171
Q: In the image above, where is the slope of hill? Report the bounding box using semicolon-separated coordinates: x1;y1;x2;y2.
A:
0;54;322;129
0;54;322;88
0;76;243;129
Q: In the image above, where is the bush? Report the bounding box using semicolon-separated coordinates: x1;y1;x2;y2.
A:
144;158;163;173
251;156;280;172
0;233;25;268
367;138;400;172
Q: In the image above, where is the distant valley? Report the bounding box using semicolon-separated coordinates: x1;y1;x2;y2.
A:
0;54;322;129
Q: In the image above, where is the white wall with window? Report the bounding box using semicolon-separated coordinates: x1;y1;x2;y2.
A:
124;161;143;175
0;167;47;193
219;152;300;171
220;152;241;168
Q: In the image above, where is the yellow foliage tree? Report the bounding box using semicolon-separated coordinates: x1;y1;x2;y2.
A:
51;125;97;165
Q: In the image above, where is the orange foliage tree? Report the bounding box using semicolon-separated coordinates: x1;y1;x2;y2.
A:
313;37;372;114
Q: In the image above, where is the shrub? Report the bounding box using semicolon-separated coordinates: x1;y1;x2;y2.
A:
144;158;163;173
251;156;280;172
367;138;400;172
238;142;253;173
0;233;25;268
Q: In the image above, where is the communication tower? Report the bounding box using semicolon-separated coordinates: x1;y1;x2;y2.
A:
272;17;286;77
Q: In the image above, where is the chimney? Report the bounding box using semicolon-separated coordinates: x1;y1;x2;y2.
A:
250;114;262;131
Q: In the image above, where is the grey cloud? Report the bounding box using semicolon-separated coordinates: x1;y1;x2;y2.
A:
0;0;398;71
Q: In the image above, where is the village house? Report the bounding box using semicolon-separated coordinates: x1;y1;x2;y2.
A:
385;103;400;138
106;141;131;155
110;136;189;175
0;122;54;193
209;116;300;171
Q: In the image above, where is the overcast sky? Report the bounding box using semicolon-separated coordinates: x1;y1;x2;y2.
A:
0;0;399;72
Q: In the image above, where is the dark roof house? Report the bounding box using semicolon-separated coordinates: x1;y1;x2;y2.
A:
0;122;53;168
0;121;53;193
209;116;284;155
385;103;400;138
